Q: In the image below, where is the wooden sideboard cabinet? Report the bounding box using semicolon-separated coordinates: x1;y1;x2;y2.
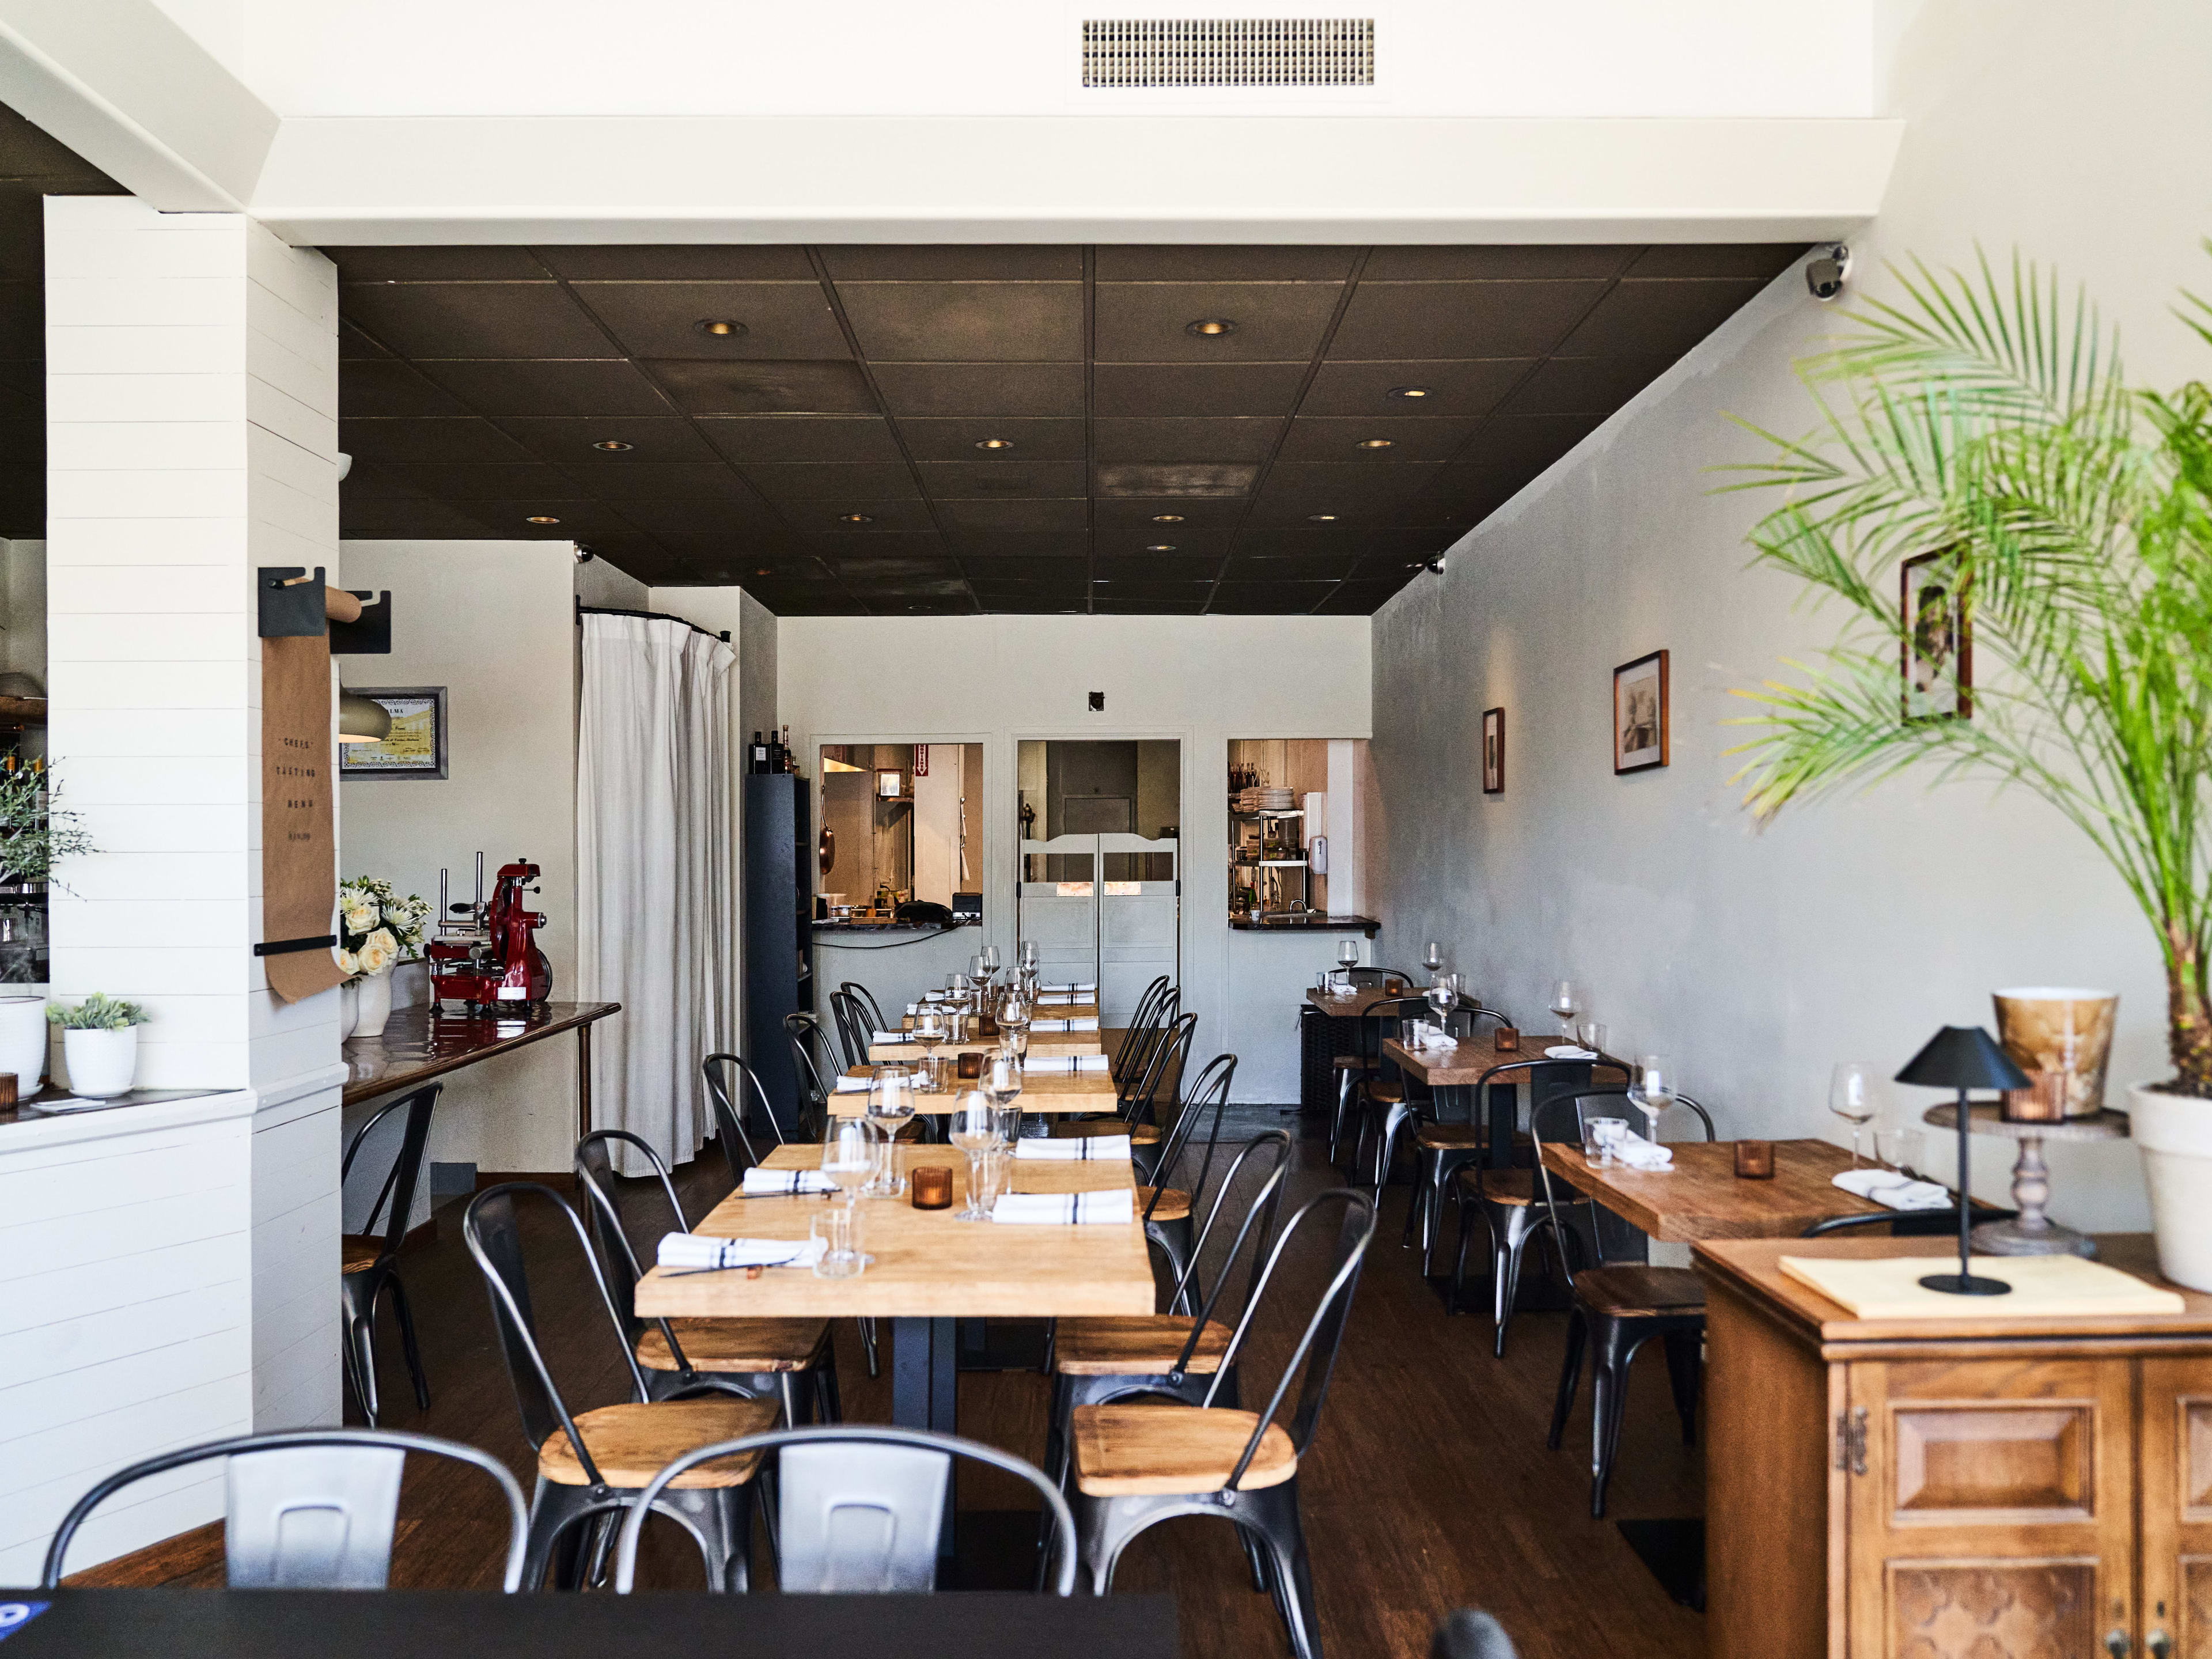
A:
1697;1234;2212;1659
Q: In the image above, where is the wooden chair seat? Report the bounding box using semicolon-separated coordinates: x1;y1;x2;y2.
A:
635;1317;831;1374
1573;1266;1707;1319
340;1239;381;1275
1071;1403;1297;1495
1130;1122;1161;1146
1135;1185;1191;1223
1047;1116;1134;1139
1458;1166;1537;1207
538;1396;778;1489
1331;1055;1376;1073
1418;1124;1529;1153
1362;1078;1405;1105
1054;1316;1232;1376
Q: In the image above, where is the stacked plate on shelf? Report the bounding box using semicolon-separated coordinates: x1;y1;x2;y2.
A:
1235;786;1296;813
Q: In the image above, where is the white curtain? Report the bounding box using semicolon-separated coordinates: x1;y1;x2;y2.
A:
577;612;735;1172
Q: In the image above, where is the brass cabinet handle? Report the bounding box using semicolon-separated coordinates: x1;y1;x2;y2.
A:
2146;1631;2172;1659
2106;1631;2132;1658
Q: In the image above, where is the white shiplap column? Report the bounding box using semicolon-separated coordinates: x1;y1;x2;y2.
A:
32;195;345;1552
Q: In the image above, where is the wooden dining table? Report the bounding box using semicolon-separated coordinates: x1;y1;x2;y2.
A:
1384;1028;1627;1168
865;1033;1101;1064
831;1064;1118;1115
1536;1137;1897;1240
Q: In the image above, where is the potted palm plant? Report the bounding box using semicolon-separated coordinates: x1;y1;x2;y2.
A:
1726;252;2212;1285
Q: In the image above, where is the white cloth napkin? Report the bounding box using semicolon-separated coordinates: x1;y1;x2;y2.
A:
1041;982;1097;994
991;1190;1134;1225
1611;1139;1674;1172
1029;1053;1109;1074
741;1168;843;1195
1014;1134;1131;1161
657;1232;826;1270
872;1029;911;1044
833;1075;870;1093
1832;1167;1952;1211
1544;1045;1598;1060
1033;1017;1101;1032
1410;1021;1456;1050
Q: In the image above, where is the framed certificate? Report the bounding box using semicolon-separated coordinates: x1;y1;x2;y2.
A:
339;686;448;780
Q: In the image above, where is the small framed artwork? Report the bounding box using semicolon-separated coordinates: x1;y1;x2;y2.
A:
1613;650;1669;775
338;687;447;780
1481;707;1505;794
1901;551;1972;721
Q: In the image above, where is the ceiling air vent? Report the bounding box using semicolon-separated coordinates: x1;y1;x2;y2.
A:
1082;18;1375;88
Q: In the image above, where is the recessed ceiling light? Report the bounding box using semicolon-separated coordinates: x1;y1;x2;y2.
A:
1357;438;1395;450
525;515;560;525
754;567;772;576
1149;513;1185;523
1146;544;1177;552
694;319;747;338
591;439;634;452
1185;319;1237;338
835;513;874;524
974;438;1015;451
1307;514;1338;522
1388;386;1432;401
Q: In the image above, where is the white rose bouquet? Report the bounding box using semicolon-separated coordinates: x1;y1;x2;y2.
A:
335;876;431;982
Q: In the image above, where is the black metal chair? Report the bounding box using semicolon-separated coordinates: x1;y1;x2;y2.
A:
783;1012;843;1139
43;1427;528;1590
702;1051;779;1186
339;1082;440;1427
1433;1611;1519;1659
827;989;873;1071
1802;1201;2016;1238
1113;975;1172;1087
463;1182;779;1589
1136;1051;1238;1306
574;1129;838;1426
615;1426;1077;1594
1067;1188;1378;1659
1112;984;1181;1113
1347;994;1431;1191
838;980;889;1038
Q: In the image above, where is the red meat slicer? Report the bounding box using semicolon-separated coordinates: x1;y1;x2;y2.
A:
428;852;552;1012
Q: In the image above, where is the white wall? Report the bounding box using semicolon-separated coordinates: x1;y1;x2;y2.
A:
778;612;1370;1100
1369;0;2212;1231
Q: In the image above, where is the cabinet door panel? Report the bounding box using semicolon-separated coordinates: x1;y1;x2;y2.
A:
1849;1357;2134;1659
2139;1358;2212;1657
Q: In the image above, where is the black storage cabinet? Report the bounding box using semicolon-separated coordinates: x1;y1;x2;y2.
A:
743;772;812;1138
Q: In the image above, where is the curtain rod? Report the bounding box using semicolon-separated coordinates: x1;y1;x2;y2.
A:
575;599;732;643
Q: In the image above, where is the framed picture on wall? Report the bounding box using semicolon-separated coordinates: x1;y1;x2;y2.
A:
338;687;447;780
1481;707;1505;794
1901;550;1973;721
1612;651;1669;774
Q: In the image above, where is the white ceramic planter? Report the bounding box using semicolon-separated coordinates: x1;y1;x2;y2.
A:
64;1025;137;1099
338;980;359;1041
354;967;393;1039
2131;1080;2212;1289
0;994;47;1093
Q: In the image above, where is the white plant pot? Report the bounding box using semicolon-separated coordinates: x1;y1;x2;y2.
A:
354;967;393;1039
64;1025;137;1099
338;980;359;1042
2131;1080;2212;1289
0;995;47;1093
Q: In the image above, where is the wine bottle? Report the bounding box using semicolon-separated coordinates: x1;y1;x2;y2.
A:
749;730;769;773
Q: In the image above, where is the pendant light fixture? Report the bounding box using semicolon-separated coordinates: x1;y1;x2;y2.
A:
338;688;392;745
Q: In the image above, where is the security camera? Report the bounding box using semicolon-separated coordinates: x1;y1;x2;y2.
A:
1424;556;1447;575
1805;244;1851;302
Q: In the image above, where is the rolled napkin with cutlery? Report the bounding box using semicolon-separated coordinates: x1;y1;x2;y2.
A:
1032;1017;1101;1032
657;1232;827;1270
1610;1138;1674;1172
741;1168;843;1196
1014;1134;1131;1161
1544;1044;1599;1061
1040;982;1097;995
1033;1054;1111;1074
833;1076;871;1093
871;1030;909;1044
1831;1166;1952;1211
991;1190;1135;1225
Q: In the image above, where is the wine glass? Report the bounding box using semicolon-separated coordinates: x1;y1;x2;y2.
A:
911;1006;946;1090
1830;1062;1887;1168
1550;979;1580;1037
1627;1054;1673;1143
1018;938;1039;975
1422;941;1445;975
981;943;1002;980
969;953;990;991
862;1066;915;1197
996;987;1030;1050
1425;973;1456;1034
984;1047;1025;1132
949;1090;1002;1221
1336;938;1359;972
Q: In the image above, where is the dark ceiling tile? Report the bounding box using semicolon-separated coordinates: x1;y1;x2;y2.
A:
0;105;120;181
1315;579;1408;614
1409;463;1536;521
1092;416;1284;463
339;499;498;537
870;593;977;614
869;362;1085;416
1094;599;1210;615
739;461;921;505
645;359;878;414
556;462;752;501
820;247;1084;281
1499;354;1672;415
1454;415;1604;468
658;535;830;571
1225;552;1359;582
607;498;786;537
805;500;941;533
1363;525;1468;555
1093;554;1219;584
695;415;903;464
0;363;37;418
340;359;468;418
1277;415;1482;464
416;358;674;416
1362;247;1639;281
1555;278;1768;357
533;245;816;280
492;415;720;463
1298;358;1531;418
1209;581;1336;614
0;283;40;358
1094;525;1233;558
1247;461;1444;522
938;498;1088;533
827;557;965;588
1092;496;1247;528
895;416;1085;463
570;281;847;359
838;282;1084;361
808;532;948;562
1351;550;1437;579
0;192;45;279
1093;580;1218;604
378;461;568;498
467;500;635;537
1092;361;1310;416
975;592;1091;615
961;555;1089;583
1328;281;1607;359
340;320;391;359
1232;526;1369;558
1094;282;1340;363
1094;462;1258;498
336;459;422;500
325;247;550;281
947;533;1092;560
1626;244;1801;280
570;534;685;579
1093;247;1358;282
340;282;613;358
915;460;1086;498
338;416;535;463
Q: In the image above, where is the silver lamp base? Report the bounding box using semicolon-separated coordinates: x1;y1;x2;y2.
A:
1972;1216;2098;1258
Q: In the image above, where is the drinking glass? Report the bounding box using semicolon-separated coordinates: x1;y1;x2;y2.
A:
949;1090;1002;1221
1422;941;1445;974
863;1066;915;1197
1337;938;1359;972
1426;977;1455;1031
1019;939;1039;974
1582;1116;1630;1164
820;1104;873;1181
1627;1054;1672;1142
810;1206;863;1278
1550;979;1580;1036
1578;1021;1608;1056
912;1007;946;1091
980;944;1002;979
1830;1062;1887;1168
969;953;990;990
1876;1125;1925;1176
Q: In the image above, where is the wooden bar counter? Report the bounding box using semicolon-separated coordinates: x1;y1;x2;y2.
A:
1696;1232;2212;1659
343;1001;620;1140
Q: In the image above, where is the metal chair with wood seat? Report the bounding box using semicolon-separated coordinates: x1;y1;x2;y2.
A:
339;1081;441;1428
1531;1087;1717;1518
1068;1188;1378;1659
1346;994;1432;1192
1135;1051;1238;1304
1112;975;1173;1088
1048;1008;1195;1155
1395;1005;1522;1272
464;1182;781;1590
826;989;873;1071
702;1050;777;1184
1320;969;1413;1171
838;981;889;1038
574;1129;839;1428
783;1012;844;1141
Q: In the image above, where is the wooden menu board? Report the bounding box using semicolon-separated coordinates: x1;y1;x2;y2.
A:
260;634;344;1002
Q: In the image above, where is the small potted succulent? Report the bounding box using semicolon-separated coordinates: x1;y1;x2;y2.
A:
336;877;430;1040
50;993;148;1099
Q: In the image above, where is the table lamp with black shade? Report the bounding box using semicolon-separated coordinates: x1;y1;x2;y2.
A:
1896;1025;2031;1296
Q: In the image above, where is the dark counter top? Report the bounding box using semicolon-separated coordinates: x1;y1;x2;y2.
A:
0;1085;226;1131
813;918;981;934
1230;914;1380;936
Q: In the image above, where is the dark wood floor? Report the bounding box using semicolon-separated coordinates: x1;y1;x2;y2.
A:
77;1124;1705;1659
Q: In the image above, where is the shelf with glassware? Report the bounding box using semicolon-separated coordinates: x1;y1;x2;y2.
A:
1228;804;1316;922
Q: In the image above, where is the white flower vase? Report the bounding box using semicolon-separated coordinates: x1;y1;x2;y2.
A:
354;967;394;1039
0;995;48;1094
64;1025;137;1099
338;979;361;1042
2132;1081;2212;1289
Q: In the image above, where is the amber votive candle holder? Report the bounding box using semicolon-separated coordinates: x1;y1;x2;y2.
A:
2002;1069;2067;1123
1734;1139;1775;1180
1493;1026;1519;1054
911;1165;953;1210
956;1050;983;1081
